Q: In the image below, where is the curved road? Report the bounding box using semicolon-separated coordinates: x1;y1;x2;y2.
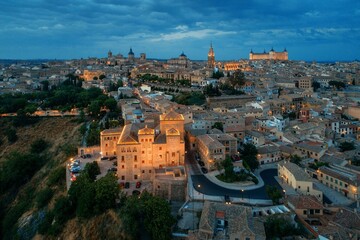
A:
186;147;282;200
191;169;281;200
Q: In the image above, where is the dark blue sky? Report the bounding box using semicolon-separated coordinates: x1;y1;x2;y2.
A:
0;0;359;61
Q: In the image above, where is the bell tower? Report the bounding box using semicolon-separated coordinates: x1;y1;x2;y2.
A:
207;42;215;69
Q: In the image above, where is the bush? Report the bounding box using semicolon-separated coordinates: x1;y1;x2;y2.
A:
36;188;53;208
53;196;74;224
47;166;66;187
30;139;50;154
5;128;17;143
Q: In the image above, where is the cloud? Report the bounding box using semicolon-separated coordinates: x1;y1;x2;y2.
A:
151;29;236;41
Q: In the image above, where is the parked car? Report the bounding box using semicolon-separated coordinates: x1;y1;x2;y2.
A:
70;166;81;173
107;167;117;172
100;156;109;161
224;195;231;205
119;182;125;189
113;161;118;166
70;173;79;182
201;167;208;174
80;155;86;159
125;182;130;189
109;156;117;160
86;154;92;158
68;162;80;169
136;182;141;188
198;161;205;167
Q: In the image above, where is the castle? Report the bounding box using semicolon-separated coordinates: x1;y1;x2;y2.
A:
249;48;288;61
100;110;185;182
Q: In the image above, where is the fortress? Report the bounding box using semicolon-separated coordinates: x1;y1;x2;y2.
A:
249;48;288;61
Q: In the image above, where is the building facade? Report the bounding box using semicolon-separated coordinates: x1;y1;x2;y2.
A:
100;110;185;182
249;48;288;61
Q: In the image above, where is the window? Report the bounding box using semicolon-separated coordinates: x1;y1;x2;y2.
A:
105;144;108;147
142;170;145;173
142;151;145;154
303;210;307;214
134;164;137;168
134;175;138;180
172;152;175;157
122;165;125;169
134;156;137;161
121;156;124;162
149;170;152;173
159;147;162;150
121;176;125;180
142;160;144;163
315;209;320;214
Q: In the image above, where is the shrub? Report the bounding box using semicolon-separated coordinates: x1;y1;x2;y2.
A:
5;128;17;143
30;139;50;154
47;167;66;187
36;188;53;208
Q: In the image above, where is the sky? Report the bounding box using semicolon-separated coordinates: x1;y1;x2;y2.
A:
0;0;359;61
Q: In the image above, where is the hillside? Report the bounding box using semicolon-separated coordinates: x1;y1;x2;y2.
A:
0;117;130;240
0;117;81;162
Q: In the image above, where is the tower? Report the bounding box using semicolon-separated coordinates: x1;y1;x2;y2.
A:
108;50;112;58
128;47;135;62
207;43;215;69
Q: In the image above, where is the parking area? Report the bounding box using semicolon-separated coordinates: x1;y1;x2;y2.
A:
66;153;117;190
66;154;151;195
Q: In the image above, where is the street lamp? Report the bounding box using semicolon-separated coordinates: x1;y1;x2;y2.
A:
198;184;204;202
241;189;244;200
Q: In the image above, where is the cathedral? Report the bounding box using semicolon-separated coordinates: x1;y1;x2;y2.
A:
207;43;215;69
100;110;185;182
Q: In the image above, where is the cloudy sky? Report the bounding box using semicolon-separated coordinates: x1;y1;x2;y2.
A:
0;0;359;61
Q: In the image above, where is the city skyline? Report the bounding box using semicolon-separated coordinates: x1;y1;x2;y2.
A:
0;0;359;61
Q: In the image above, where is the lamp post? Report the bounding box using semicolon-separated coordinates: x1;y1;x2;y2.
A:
198;184;204;202
241;189;244;201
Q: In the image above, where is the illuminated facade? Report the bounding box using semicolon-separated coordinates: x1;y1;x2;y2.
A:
249;48;288;61
100;110;185;182
82;69;105;81
207;43;215;68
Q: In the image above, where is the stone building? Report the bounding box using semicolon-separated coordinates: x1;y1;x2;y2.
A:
100;110;185;182
249;48;288;61
196;201;266;240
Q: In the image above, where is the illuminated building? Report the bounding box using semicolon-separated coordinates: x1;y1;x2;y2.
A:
249;48;288;61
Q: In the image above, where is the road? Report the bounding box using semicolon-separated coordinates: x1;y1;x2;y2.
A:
186;148;282;200
191;169;280;200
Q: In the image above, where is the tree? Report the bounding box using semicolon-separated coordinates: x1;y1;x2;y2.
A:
265;215;302;239
212;122;223;132
212;71;224;79
266;185;283;204
228;70;245;87
241;143;258;157
99;74;106;80
339;141;355;152
290;154;302;165
94;173;119;213
312;81;321;92
88;100;101;117
241;143;259;171
41;80;49;91
83;161;101;181
104;98;117;112
329;80;345;90
143;194;175;240
243;155;259;172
